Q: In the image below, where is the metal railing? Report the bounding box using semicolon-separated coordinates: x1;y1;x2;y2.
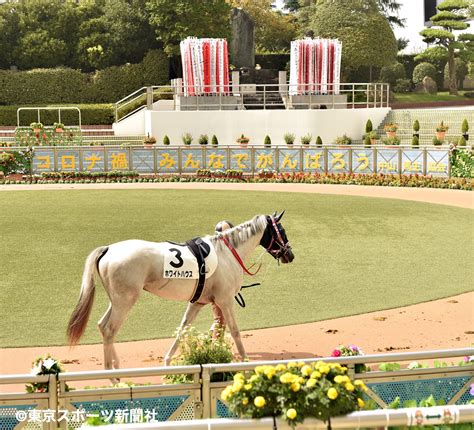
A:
0;348;472;429
17;106;82;128
114;83;390;122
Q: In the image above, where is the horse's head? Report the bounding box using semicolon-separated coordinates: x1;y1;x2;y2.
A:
260;211;294;264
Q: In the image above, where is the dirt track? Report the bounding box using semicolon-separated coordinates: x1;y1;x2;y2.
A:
0;183;472;385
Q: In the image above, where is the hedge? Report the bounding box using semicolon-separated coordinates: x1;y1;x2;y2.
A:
0;104;114;126
0;50;169;106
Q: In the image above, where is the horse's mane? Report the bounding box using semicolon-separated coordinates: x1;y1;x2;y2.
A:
209;215;267;249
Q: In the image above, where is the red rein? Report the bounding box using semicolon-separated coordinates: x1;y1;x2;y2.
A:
219;235;261;276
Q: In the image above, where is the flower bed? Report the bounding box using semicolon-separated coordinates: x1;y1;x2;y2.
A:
0;171;471;190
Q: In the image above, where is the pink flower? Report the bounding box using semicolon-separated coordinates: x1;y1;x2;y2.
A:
331;349;341;357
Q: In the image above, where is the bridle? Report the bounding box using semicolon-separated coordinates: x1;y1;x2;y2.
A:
261;216;292;261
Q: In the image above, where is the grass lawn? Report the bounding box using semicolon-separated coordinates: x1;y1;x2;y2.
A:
0;189;472;348
393;91;470;103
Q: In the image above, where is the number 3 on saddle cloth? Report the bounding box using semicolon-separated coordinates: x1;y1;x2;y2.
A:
163;237;218;303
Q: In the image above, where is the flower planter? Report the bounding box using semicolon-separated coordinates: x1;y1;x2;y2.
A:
386;131;397;138
33;128;42;133
370;139;376;145
55;128;64;133
144;144;154;149
462;133;469;141
436;132;446;141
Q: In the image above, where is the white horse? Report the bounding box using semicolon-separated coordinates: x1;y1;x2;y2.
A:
67;213;294;374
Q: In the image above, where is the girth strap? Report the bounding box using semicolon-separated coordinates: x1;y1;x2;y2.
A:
186;238;208;303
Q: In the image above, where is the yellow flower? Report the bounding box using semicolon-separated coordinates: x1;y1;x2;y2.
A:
264;367;276;379
232;382;243;393
345;382;355;392
291;382;301;392
254;396;266;408
234;373;245;382
255;366;264;375
288;361;298;368
311;371;321;379
297;361;305;367
275;364;287;372
286;408;297;420
327;388;338;400
280;372;297;384
354;380;368;392
249;375;259;383
221;387;232;401
301;365;312;376
334;375;345;384
306;378;317;388
242;398;249;406
357;398;365;408
319;365;330;374
244;383;252;391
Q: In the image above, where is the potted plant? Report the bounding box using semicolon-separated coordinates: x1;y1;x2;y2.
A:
333;134;352;146
236;134;249;145
432;137;443;146
211;135;218;146
30;122;44;133
143;134;156;148
413;120;420;138
198;134;209;146
182;133;193;145
435;121;448;140
412;135;419;147
53;122;65;133
365;119;373;134
458;135;466;147
382;135;401;146
368;131;378;145
264;135;271;147
383;123;398;137
461;119;469;141
315;136;323;147
163;135;170;145
300;134;311;145
283;133;295;145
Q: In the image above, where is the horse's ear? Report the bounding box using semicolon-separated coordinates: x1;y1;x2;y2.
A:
276;210;285;221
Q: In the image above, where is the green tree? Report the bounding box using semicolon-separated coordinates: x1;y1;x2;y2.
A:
444;57;468;88
303;0;397;78
420;0;471;95
147;0;231;57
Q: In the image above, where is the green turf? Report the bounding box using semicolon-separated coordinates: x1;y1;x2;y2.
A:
393;91;469;103
0;189;472;348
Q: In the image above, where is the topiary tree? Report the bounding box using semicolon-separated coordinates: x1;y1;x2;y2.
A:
264;135;271;146
413;120;420;135
364;135;371;147
163;135;170;145
444;58;468;89
458;135;466;146
412;135;419;147
413;62;437;84
420;0;471;95
211;135;218;146
365;119;373;133
379;62;406;86
316;136;323;146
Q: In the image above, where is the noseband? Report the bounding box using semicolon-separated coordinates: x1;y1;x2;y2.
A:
263;217;292;260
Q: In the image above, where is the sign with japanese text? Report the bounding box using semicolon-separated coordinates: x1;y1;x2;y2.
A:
352;148;375;174
327;148;350;173
377;148;399;174
278;148;301;172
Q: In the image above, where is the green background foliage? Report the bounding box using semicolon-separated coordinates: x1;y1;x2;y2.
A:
0;190;471;348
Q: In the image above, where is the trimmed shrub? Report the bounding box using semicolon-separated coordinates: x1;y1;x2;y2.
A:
458;136;466;146
0;50;169;106
211;135;218;146
379;62;406;86
413;62;437;84
462;119;469;134
0;105;114;126
163;135;170;145
264;135;271;146
316;136;323;146
364;135;371;147
413;120;420;132
393;78;411;93
365;119;373;133
412;135;419;147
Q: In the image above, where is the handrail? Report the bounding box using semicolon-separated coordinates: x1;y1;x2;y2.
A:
114;83;391;122
17;106;82;129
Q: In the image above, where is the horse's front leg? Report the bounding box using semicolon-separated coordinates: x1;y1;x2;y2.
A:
164;301;205;366
210;302;226;339
218;302;247;361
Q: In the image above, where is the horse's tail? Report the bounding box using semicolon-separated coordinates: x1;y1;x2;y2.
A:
67;246;109;346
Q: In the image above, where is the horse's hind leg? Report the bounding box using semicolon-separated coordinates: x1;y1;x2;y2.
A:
164;302;205;366
98;292;139;381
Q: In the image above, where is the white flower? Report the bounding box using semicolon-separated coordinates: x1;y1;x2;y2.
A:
42;358;57;370
30;364;42;375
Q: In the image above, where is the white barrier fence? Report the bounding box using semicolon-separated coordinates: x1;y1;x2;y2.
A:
0;348;472;430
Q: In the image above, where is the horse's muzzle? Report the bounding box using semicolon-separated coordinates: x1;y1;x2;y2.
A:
280;246;294;264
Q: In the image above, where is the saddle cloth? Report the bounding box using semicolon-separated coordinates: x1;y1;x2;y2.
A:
163;237;217;280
